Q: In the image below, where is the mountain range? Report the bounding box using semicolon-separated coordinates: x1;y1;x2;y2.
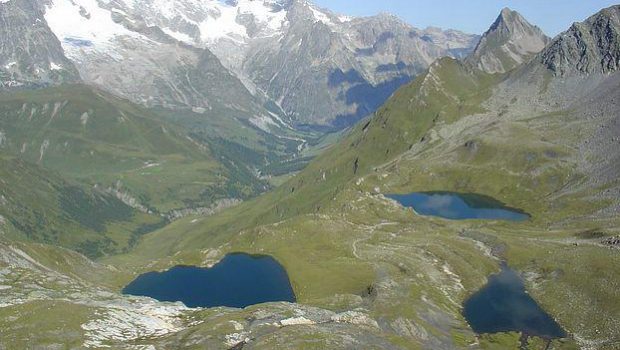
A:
1;2;619;349
1;0;478;128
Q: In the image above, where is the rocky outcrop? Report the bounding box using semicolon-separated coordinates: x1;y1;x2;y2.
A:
602;235;620;247
541;5;620;76
164;198;242;221
466;8;549;73
104;185;152;214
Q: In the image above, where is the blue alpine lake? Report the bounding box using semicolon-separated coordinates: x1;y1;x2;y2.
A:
387;192;530;221
463;265;566;339
122;253;296;308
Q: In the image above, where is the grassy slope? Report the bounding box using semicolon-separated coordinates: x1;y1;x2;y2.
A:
109;56;619;348
0;84;269;258
153;102;337;182
109;57;499;263
0;154;162;258
106;58;506;306
0;85;266;213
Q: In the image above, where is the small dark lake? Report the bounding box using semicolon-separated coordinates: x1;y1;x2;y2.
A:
122;253;296;308
387;192;530;221
463;265;566;339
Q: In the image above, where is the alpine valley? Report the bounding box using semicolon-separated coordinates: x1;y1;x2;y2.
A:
0;1;619;349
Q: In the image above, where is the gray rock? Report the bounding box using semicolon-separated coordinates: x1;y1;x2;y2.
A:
541;5;620;76
466;7;549;74
0;0;79;89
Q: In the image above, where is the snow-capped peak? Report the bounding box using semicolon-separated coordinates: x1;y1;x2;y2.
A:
43;0;346;52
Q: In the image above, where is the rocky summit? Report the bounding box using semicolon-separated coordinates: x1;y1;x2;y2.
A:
466;7;549;74
1;2;620;350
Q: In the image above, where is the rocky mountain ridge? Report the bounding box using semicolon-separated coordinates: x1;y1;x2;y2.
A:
541;5;620;76
0;0;479;128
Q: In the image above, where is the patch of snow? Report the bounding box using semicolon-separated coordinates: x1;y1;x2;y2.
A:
338;15;353;23
44;0;145;59
192;106;207;114
49;62;63;70
126;0;289;45
198;0;288;43
51;101;64;119
80;112;89;125
39;139;49;162
142;162;160;169
309;5;332;25
198;4;247;43
161;27;195;44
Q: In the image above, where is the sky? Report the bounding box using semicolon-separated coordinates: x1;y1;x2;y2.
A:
312;0;619;36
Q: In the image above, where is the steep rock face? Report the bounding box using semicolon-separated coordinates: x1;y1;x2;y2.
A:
0;0;79;88
466;8;549;74
541;5;620;76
